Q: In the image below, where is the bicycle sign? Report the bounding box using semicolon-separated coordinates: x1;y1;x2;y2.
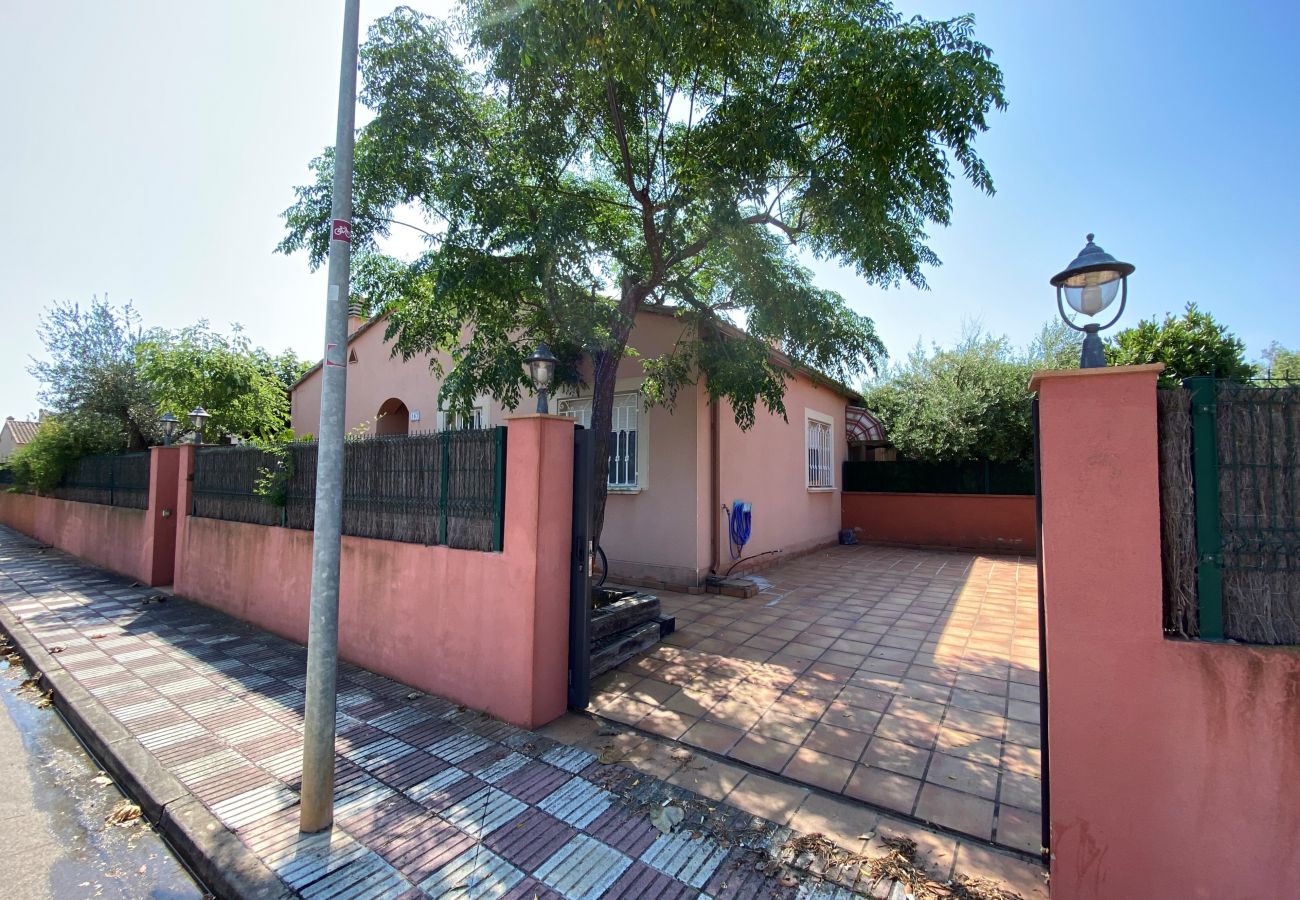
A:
331;219;352;243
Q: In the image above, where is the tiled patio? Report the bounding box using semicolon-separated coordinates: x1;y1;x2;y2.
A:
589;544;1042;853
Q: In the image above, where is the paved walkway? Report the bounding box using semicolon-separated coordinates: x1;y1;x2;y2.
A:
591;545;1041;853
0;526;1031;900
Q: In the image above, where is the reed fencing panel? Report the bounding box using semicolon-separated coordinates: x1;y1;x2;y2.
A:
191;429;507;552
50;452;151;509
1159;378;1300;643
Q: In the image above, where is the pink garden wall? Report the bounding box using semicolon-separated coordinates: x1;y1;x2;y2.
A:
173;415;574;729
0;446;181;586
841;492;1036;554
1036;365;1300;898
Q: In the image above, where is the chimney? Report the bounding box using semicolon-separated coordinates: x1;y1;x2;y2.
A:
347;315;367;337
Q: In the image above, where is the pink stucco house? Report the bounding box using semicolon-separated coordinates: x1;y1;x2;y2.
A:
291;307;860;589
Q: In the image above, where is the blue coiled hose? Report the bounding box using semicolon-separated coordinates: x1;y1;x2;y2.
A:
726;501;752;560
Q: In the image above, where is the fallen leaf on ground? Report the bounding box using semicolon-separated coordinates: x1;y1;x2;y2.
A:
649;803;684;834
105;800;142;827
92;774;113;787
597;746;625;765
405;692;420;700
49;645;65;654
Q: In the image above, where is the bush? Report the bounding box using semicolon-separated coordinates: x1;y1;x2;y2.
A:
4;415;120;492
1105;303;1255;386
864;334;1034;465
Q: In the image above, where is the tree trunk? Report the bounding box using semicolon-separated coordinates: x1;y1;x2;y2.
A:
588;286;641;551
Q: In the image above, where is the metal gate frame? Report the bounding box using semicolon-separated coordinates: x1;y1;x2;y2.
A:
567;426;594;709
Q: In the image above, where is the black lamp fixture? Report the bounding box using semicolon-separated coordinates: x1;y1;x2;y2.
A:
525;344;558;414
188;407;211;445
160;412;179;447
1050;233;1135;368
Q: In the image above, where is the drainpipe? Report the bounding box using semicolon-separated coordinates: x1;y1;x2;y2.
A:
709;394;720;575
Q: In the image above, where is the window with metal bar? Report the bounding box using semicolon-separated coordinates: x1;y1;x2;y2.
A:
558;392;640;489
807;415;834;488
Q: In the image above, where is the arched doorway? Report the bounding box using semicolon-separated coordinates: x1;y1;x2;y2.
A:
375;398;409;436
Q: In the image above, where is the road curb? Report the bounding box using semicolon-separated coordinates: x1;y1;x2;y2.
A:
0;602;294;900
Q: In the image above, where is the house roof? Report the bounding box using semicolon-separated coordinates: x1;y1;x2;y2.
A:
3;417;39;445
293;306;863;402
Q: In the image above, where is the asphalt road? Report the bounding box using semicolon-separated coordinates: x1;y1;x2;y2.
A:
0;644;207;900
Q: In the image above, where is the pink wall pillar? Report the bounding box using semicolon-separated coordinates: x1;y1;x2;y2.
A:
1035;364;1300;899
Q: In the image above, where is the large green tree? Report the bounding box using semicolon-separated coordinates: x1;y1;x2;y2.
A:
1105;303;1255;386
1261;342;1300;380
280;1;1005;541
137;323;309;442
28;297;160;451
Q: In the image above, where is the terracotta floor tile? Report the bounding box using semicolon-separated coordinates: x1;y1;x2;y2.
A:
1007;699;1040;724
844;765;921;812
751;709;817;745
729;733;799;773
680;720;744;754
954;844;1049;900
914;784;995;841
924;753;999;800
873;713;939;749
724;773;809;825
635;708;696;741
782;747;854;793
999;769;1042;813
706;698;767;730
802;722;871;762
861;737;930;779
1004;719;1041;749
994;804;1042;855
936;726;1002;768
943;708;1007;740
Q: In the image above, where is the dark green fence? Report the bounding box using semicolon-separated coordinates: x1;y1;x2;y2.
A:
191;429;507;552
1160;377;1300;644
50;452;151;509
842;459;1034;495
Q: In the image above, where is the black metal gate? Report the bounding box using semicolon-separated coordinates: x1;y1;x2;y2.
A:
1031;397;1050;864
567;426;595;709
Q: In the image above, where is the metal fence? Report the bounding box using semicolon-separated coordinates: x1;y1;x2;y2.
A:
1159;377;1300;644
191;429;507;552
50;452;151;509
842;459;1034;495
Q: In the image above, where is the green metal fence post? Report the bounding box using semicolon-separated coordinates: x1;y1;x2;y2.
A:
1186;376;1224;640
439;431;451;546
492;426;507;551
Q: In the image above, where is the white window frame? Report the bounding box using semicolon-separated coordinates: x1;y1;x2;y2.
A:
557;390;645;491
806;409;836;490
437;405;485;431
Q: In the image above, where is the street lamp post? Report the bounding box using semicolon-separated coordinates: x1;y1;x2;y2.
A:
525;344;558;414
1050;234;1136;368
188;407;210;446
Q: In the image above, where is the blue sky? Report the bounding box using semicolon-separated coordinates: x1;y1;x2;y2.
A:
1;1;1296;418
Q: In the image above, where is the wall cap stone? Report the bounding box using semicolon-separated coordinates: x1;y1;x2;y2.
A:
1028;362;1164;393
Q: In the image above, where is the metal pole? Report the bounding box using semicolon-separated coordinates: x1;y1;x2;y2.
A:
300;0;361;835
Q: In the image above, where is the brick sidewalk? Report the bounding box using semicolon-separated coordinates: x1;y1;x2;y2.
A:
0;526;929;899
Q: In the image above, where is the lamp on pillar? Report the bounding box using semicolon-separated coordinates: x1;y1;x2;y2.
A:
188;407;210;446
525;344;558;414
1050;233;1135;368
160;412;179;447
